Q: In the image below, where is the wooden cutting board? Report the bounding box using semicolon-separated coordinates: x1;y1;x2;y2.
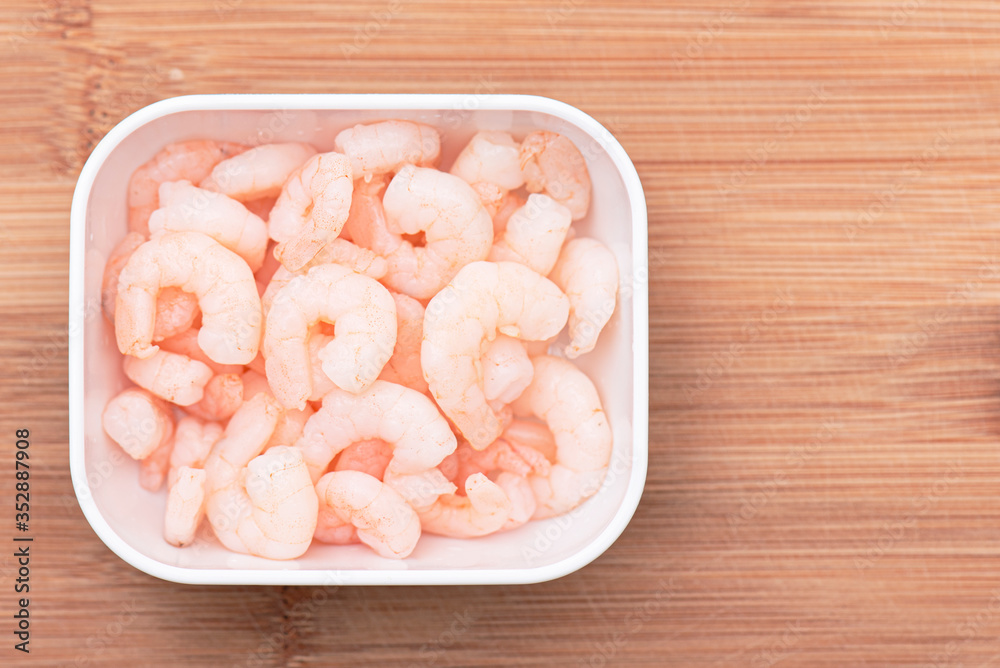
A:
3;0;1000;665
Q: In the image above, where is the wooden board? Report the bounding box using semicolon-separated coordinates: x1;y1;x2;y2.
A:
3;0;1000;665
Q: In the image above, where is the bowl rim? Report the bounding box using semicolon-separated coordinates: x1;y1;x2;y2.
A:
69;93;649;585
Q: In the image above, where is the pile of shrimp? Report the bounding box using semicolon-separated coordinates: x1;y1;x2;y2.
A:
100;122;619;561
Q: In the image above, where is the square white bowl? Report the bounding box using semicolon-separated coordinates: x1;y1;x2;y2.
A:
69;94;648;585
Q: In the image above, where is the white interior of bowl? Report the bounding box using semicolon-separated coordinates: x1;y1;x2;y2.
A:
69;94;648;585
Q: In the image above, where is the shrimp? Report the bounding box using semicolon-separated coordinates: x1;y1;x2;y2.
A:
139;433;175;492
511;355;612;518
519;131;591;220
268;152;353;271
379;165;494;299
115;231;263;365
502;418;557;464
167;417;223;488
239;369;272;402
204;394;318;559
148;181;269;272
450;131;525;191
334;439;393;479
102;234;201;339
122;349;213;406
339;174;399;256
315;470;421;559
488;194;572;276
334;120;441;179
421;261;569;449
199;142;317;201
418;472;512;538
294;380;456;483
128;140;247;236
382;468;457;513
377;292;428;394
265;404;314;451
260;240;388;316
482;334;533;406
150;287;200;342
157;328;243;376
164;466;207;547
549;237;619;359
492;191;526;237
101;232;146;321
184;373;243;421
102;388;174;460
262;263;396;409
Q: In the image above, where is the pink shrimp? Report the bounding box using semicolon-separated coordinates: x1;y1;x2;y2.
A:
128;140;247;235
122;349;213;407
102;388;174;460
519;131;592;221
377;292;428;394
334;120;441;179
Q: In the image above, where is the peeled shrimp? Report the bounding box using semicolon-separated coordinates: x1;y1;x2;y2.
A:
150;287;200;342
492;191;526;237
115;231;262;365
102;388;174;460
494;472;537;531
418;472;512;538
315;470;421;559
102;234;200;339
263;263;396;409
511;355;612;518
334;120;441;179
185;373;243;421
519;131;591;221
380;165;493;299
148;181;269;272
482;334;534;406
268;152;353;271
157;328;243;377
128;140;246;236
139;434;175;492
334;439;393;479
167;417;223;488
549;237;619;359
122;349;213;406
164;466;207;547
450;131;525;191
294;379;456;482
204;394;318;559
199;142;317;201
488;194;572;276
422;261;569;449
381;468;457;514
377;292;428;394
260;240;388;316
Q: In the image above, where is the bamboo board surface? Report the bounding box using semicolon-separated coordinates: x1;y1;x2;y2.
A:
3;0;1000;666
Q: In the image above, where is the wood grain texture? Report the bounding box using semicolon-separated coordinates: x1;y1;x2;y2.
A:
3;0;1000;665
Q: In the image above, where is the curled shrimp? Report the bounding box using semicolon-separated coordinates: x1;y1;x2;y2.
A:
102;234;200;339
334;120;441;179
263;263;396;409
102;388;174;460
294;379;456;482
482;334;534;406
204;394;318;559
549;237;619;358
260;240;388;316
519;131;592;221
511;355;612;518
184;373;243;421
122;349;213;406
129;140;246;236
380;165;494;300
418;472;512;538
115;231;262;365
268;152;353;271
488;194;572;277
422;261;569;449
167;417;223;489
157;328;243;377
449;131;525;191
148;180;269;272
164;466;208;547
315;470;421;559
377;292;428;394
199;142;317;201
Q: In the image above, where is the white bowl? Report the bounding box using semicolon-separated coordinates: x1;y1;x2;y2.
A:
68;94;648;585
